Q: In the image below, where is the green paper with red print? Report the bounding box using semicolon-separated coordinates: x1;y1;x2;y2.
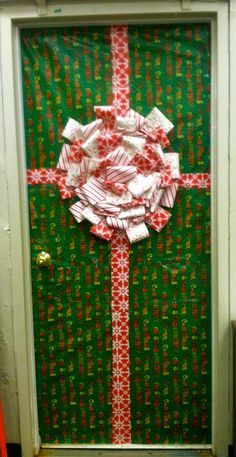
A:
128;24;211;444
21;23;211;444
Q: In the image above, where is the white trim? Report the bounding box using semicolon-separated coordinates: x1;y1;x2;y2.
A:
0;1;228;23
211;5;230;457
229;0;236;444
0;2;230;456
42;444;212;450
210;17;217;455
0;11;40;457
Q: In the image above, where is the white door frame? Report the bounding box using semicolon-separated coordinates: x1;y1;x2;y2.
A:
0;2;230;456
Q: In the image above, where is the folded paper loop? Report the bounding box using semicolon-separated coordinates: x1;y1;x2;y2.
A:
57;105;179;243
126;222;150;243
128;173;156;198
62;117;84;142
142;107;174;136
82;206;102;225
145;206;172;232
97;133;122;157
119;205;146;219
82;119;103;139
122;135;146;156
107;147;130;166
57;144;71;171
90;220;114;241
115;116;136;133
105;180;128;196
126;108;145;131
69;201;87;223
106;165;137;184
107;216;129;230
96;200;121;216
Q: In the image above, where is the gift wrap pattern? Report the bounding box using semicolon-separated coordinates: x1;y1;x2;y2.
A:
21;23;211;444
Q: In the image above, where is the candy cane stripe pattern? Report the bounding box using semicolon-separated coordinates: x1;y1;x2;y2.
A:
159;182;179;208
57;144;71;171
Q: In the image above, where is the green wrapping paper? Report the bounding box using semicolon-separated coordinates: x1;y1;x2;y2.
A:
29;186;112;443
22;27;113;444
22;27;113;169
129;189;211;444
128;24;211;444
128;24;210;174
21;23;211;445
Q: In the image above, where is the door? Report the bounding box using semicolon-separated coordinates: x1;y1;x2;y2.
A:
21;22;211;446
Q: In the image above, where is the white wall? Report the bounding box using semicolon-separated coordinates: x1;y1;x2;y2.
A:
0;78;20;442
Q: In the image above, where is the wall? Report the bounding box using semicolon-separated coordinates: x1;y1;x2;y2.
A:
0;74;20;442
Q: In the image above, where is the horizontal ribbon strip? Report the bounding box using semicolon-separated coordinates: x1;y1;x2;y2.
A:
26;168;211;189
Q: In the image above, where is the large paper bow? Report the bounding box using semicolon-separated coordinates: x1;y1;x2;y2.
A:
56;106;180;243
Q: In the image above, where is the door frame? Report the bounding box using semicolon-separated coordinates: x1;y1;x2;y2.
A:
0;2;230;456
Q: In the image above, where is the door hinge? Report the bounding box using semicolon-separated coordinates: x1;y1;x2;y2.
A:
36;0;47;16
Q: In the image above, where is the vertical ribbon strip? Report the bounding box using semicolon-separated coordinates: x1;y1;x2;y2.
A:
110;25;132;444
111;233;131;443
111;25;130;117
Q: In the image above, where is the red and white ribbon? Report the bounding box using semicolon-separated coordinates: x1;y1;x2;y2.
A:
111;231;131;443
110;25;132;444
27;169;210;189
111;25;130;117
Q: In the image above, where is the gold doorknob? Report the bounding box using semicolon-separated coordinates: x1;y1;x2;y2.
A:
36;251;51;267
